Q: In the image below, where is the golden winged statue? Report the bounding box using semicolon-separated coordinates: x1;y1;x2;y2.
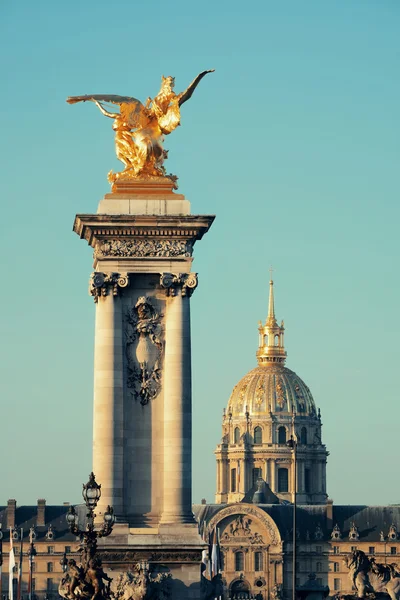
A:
67;70;214;187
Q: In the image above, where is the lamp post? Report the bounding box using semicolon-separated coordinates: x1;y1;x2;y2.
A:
287;431;297;600
27;528;37;600
66;473;115;566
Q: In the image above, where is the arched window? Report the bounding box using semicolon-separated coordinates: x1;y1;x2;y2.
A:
254;426;262;444
235;551;244;571
278;468;288;492
275;334;280;346
234;427;240;444
278;426;286;445
316;561;322;572
301;427;307;445
254;551;263;571
231;468;237;492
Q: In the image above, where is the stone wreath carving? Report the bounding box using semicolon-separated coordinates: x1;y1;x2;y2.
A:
126;297;163;406
95;239;193;259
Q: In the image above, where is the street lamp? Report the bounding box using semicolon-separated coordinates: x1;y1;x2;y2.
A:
27;527;37;600
287;431;297;600
82;472;102;510
60;552;68;573
66;473;115;566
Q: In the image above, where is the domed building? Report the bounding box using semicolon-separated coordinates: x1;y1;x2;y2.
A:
193;280;400;600
215;278;328;505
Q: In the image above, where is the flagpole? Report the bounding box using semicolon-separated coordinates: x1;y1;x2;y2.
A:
0;525;3;600
28;528;36;600
8;528;15;600
17;529;23;600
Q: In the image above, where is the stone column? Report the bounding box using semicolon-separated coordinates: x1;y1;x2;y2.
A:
216;459;221;494
91;272;128;517
270;460;276;492
221;458;228;496
160;273;197;524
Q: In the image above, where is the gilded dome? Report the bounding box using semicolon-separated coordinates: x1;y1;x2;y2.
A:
226;364;316;418
226;278;317;419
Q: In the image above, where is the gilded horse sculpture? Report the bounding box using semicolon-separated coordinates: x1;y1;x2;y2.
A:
67;70;214;187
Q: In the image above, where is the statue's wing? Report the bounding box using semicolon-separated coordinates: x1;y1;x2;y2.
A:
66;95;145;128
177;70;214;106
66;94;143;106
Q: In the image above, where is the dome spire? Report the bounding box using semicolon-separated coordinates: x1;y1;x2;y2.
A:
256;273;287;365
267;268;277;327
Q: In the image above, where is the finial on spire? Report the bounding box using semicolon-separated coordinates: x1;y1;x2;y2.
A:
267;272;276;325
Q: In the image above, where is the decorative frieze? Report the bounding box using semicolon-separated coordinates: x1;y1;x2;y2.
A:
89;272;129;302
94;238;193;259
98;550;201;563
160;272;198;297
125;297;164;406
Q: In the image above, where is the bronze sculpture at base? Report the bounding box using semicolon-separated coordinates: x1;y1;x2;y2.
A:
67;70;214;189
58;473;115;600
59;557;113;600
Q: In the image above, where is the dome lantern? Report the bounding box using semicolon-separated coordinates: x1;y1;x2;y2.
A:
257;278;287;365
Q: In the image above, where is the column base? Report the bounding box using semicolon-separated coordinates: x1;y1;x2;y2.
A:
159;512;197;526
97;524;205;600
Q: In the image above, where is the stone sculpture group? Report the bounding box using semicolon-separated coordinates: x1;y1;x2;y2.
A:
59;559;171;600
342;549;400;600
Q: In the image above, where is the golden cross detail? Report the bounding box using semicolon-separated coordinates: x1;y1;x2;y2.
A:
269;266;274;281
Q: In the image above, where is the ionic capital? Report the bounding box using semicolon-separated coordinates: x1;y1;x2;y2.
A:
160;272;198;297
89;272;129;302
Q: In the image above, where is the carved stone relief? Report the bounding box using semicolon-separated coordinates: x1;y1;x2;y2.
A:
113;563;172;600
90;272;129;302
208;505;280;546
95;239;193;259
229;515;252;537
125;297;164;406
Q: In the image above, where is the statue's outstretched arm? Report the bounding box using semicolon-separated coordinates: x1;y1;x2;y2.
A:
178;69;215;106
92;100;117;119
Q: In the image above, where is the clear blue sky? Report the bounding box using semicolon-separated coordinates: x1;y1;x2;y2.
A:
0;1;399;507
